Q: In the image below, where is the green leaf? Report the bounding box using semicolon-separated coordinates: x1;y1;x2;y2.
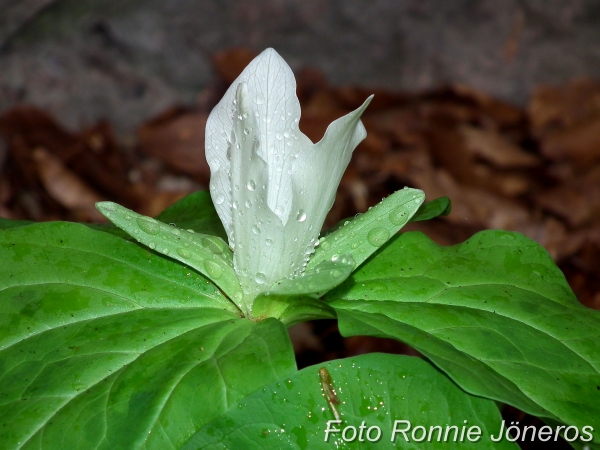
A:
0;222;296;449
184;353;517;449
307;187;425;272
0;218;34;230
90;191;226;241
252;295;336;327
326;231;600;445
155;191;227;240
409;196;451;222
96;202;245;314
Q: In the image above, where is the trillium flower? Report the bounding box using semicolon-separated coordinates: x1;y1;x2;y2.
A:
205;48;372;303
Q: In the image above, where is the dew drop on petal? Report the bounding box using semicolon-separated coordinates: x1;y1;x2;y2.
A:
233;201;239;210
252;225;261;235
245;199;252;208
255;94;265;105
367;227;390;247
247;180;256;191
214;194;225;205
255;272;266;284
296;210;307;222
148;242;156;250
265;238;273;246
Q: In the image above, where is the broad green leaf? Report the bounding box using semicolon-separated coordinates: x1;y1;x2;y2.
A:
0;222;296;449
155;191;226;240
0;218;33;230
326;231;600;446
96;202;245;313
409;196;451;222
184;353;517;449
306;188;424;272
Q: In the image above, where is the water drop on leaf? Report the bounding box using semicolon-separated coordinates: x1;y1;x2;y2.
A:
204;260;222;279
202;236;224;255
389;205;408;225
137;217;160;235
177;248;191;258
367;227;390;247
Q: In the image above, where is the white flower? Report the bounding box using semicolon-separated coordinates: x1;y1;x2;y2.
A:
205;48;372;305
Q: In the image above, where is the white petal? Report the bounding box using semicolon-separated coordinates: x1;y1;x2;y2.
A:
227;83;284;301
282;96;374;275
205;48;312;238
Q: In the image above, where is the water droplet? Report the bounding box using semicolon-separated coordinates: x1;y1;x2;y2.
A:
148;242;156;250
351;242;359;249
367;227;390;247
247;180;256;191
137;217;160;235
296;210;307;222
214;194;225;205
202;236;223;254
371;282;388;293
162;248;170;255
331;269;342;278
265;238;273;246
252;225;261;235
233;201;239;210
275;133;283;140
283;131;291;138
124;214;132;220
255;94;265;105
320;240;331;251
245;199;252;208
255;272;266;284
331;254;340;262
204;260;222;279
177;248;191;258
389;206;408;225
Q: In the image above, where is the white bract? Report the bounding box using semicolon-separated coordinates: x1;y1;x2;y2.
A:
205;48;372;306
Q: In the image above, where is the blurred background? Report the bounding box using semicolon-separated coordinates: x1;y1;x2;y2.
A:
1;2;598;447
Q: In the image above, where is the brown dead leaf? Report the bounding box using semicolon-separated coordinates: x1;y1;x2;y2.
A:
138;108;210;179
460;125;539;168
32;147;104;221
540;116;600;167
529;78;600;136
534;165;600;228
